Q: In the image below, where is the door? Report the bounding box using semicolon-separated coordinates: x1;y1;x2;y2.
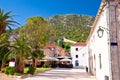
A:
75;60;79;66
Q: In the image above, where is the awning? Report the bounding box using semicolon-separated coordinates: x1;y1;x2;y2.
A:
60;58;72;62
42;56;59;61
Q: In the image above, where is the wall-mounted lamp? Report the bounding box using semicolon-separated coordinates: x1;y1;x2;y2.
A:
97;26;109;38
97;27;104;38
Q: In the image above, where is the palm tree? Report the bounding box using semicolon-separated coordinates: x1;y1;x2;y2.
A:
31;49;44;68
11;36;32;73
0;33;11;71
0;8;19;35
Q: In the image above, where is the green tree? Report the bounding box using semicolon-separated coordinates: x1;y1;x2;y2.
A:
31;50;44;68
11;36;32;73
19;16;56;48
0;8;19;35
18;16;56;69
63;42;71;53
0;33;11;71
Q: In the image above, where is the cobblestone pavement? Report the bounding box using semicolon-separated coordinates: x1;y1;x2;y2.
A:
0;73;16;80
18;68;96;80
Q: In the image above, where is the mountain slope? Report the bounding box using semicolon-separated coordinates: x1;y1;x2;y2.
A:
47;14;94;28
47;14;95;42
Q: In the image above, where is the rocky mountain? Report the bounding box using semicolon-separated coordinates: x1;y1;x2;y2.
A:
47;14;94;28
46;14;95;42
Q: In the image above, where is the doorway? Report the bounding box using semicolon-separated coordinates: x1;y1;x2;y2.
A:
75;60;79;66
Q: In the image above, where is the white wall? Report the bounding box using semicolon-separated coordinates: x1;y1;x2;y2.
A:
87;5;111;80
70;45;87;67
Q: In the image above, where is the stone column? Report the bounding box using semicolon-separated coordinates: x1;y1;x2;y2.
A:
110;2;120;80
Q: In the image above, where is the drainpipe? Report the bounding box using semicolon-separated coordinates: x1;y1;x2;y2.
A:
106;0;112;80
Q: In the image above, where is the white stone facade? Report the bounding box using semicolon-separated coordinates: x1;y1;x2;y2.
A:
70;43;87;68
87;0;120;80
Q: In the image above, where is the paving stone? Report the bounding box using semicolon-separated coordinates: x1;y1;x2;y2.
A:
19;68;96;80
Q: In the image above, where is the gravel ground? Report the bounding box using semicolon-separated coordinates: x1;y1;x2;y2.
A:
19;68;96;80
0;73;16;80
0;68;96;80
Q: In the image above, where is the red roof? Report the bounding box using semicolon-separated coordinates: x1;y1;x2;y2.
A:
45;44;56;48
72;42;86;46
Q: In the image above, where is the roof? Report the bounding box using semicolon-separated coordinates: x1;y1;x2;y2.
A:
44;44;56;48
86;0;119;42
86;0;106;42
71;42;86;46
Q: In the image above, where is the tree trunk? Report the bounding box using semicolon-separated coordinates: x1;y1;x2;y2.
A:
32;58;35;68
0;28;5;35
35;58;38;68
32;58;38;68
1;61;6;72
15;57;25;73
0;25;6;35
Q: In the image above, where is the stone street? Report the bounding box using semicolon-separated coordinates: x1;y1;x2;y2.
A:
18;68;96;80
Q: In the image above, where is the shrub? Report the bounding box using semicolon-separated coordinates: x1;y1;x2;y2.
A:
4;66;10;74
9;67;15;75
43;64;51;68
27;67;36;75
4;66;15;75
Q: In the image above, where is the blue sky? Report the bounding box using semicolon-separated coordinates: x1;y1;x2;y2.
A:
0;0;102;28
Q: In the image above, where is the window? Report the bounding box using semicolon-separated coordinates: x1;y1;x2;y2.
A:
76;55;78;58
76;48;78;51
99;54;102;69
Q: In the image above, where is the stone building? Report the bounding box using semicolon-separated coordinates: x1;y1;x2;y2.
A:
87;0;120;80
43;44;67;57
70;42;87;68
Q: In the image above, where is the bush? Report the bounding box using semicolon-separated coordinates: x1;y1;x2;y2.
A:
9;67;15;75
27;67;36;75
4;66;10;74
43;64;51;68
4;66;15;75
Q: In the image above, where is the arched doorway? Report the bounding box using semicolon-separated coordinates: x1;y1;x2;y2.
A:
75;60;79;66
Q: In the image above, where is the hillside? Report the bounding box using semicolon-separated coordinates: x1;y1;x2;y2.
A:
15;14;94;42
47;14;95;42
47;14;94;28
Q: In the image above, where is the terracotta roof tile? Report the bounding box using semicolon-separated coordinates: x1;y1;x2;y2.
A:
45;44;56;48
72;42;86;46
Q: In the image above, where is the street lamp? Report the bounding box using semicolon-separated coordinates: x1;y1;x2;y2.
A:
97;26;109;38
97;27;104;38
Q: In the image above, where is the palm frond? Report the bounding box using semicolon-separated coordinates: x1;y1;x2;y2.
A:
7;20;20;25
3;11;12;20
2;50;12;62
7;25;13;31
0;8;20;34
0;9;4;17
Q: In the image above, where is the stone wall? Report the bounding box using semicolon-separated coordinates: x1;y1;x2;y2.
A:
110;2;120;80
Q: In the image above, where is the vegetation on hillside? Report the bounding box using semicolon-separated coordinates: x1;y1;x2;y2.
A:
47;14;94;28
47;14;94;42
53;26;90;42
